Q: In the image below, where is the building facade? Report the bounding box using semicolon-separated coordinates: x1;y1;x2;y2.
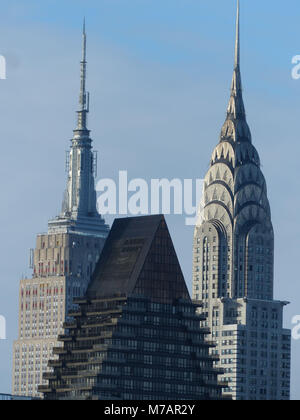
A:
192;1;291;400
40;215;225;400
0;393;34;401
12;24;109;398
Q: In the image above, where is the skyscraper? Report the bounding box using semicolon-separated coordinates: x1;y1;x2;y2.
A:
12;23;109;398
192;1;291;400
40;215;224;401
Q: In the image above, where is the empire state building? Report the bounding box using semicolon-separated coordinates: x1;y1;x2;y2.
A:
192;1;291;400
12;23;109;398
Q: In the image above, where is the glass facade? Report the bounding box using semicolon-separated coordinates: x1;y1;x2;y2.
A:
41;296;223;400
40;215;225;400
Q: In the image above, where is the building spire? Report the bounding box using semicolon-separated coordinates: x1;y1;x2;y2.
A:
220;0;250;142
227;0;245;116
235;0;240;69
231;0;242;96
48;21;109;236
77;18;89;131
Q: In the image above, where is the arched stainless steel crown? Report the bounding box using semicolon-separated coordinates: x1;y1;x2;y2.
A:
195;0;274;301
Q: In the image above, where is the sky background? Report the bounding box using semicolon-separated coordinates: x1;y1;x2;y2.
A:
0;0;299;399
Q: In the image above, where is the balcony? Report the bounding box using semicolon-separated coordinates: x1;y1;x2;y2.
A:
38;385;52;394
200;366;224;375
68;309;82;317
218;381;228;388
63;321;77;329
191;338;216;347
53;347;68;355
86;307;122;316
48;359;63;368
56;384;93;393
65;360;89;368
84;318;119;328
204;379;227;389
61;368;78;376
71;344;94;353
76;330;113;340
209;354;220;362
55;386;73;393
186;325;211;334
200;327;211;334
43;372;57;380
73;297;89;305
191;352;218;362
58;334;73;342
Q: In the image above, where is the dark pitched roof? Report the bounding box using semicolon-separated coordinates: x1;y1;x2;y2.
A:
87;215;190;304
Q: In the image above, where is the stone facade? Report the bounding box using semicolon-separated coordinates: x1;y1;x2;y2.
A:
192;1;291;400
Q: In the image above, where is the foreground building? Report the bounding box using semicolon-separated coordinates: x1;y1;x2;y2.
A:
192;1;291;400
40;215;224;400
12;25;109;397
0;393;33;401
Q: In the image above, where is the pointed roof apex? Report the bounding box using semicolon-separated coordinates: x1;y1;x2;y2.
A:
235;0;240;69
227;0;244;111
83;17;86;36
87;215;190;304
81;18;87;67
232;0;242;95
220;0;251;143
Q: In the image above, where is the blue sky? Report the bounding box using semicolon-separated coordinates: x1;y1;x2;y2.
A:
0;0;300;399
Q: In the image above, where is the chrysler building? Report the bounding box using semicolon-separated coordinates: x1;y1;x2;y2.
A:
192;1;291;400
12;23;109;398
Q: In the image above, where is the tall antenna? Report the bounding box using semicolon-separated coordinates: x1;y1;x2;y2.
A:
77;18;89;130
234;0;240;69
